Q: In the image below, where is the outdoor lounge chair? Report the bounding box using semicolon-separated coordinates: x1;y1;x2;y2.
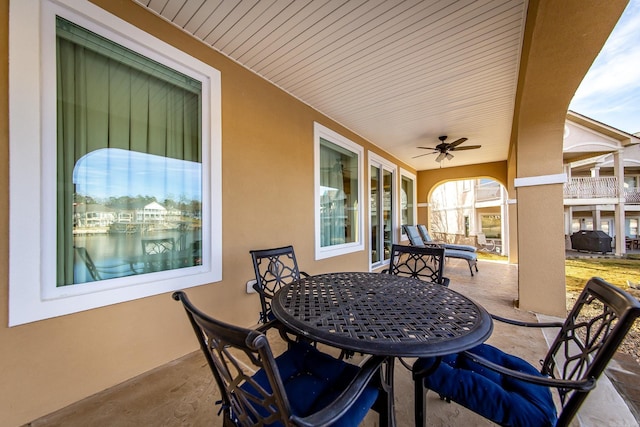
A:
172;291;389;427
412;277;640;427
417;224;477;253
403;225;478;276
384;244;450;287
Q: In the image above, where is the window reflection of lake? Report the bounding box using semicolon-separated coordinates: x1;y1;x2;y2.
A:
73;230;201;283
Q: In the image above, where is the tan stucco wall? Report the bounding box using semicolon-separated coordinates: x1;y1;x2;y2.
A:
0;1;414;424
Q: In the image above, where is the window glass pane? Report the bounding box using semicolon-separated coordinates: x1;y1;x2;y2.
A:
401;175;414;230
480;214;501;238
382;169;393;261
319;138;358;247
370;166;380;263
57;17;203;286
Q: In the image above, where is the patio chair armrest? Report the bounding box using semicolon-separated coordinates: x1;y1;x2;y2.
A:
255;319;281;334
490;313;564;328
441;277;451;287
289;355;387;427
300;271;310;278
461;351;596;391
424;242;442;249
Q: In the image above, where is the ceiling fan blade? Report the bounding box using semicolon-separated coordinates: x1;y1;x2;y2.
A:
450;145;481;151
448;138;468;148
416;146;438;150
412;152;437;158
435;152;446;162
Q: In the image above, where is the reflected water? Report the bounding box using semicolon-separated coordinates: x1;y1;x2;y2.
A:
73;230;201;284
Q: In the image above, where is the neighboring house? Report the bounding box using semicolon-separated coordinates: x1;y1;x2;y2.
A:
430;178;508;255
73;203;115;229
135;201;168;224
563;111;640;254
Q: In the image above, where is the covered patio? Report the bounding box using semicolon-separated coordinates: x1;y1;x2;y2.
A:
2;0;636;425
26;258;638;426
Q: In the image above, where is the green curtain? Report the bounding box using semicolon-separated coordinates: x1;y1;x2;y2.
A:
320;140;348;247
56;17;201;286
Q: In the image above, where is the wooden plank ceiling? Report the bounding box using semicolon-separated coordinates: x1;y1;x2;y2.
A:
134;0;528;171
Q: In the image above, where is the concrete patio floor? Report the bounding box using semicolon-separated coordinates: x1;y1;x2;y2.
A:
26;259;640;426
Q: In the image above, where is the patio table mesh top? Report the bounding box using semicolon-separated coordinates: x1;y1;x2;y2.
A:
272;272;493;357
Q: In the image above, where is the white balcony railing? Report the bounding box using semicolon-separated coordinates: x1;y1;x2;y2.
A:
563;177;618;199
475;183;501;202
563;178;640;204
625;187;640;204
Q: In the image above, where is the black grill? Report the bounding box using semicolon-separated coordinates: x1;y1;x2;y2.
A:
570;230;612;254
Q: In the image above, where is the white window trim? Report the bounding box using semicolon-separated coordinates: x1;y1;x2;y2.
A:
369;152;398;270
399;168;417;243
314;122;364;260
8;0;222;326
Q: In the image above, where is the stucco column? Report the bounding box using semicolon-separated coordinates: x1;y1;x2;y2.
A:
510;0;627;316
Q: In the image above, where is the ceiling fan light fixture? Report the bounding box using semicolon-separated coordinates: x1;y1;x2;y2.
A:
446;153;454;160
436;152;446;162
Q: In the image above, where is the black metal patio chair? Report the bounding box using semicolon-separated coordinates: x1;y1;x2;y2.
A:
250;245;309;324
141;237;175;272
384;244;450;287
172;291;389;427
412;277;640;427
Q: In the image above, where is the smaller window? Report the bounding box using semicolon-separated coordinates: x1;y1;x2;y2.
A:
480;214;501;238
314;123;364;260
400;170;416;241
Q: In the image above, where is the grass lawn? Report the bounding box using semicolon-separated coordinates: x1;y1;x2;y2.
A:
565;256;640;292
477;251;640;293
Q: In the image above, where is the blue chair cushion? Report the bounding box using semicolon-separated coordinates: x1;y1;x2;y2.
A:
242;342;379;427
443;248;477;262
415;344;557;427
442;243;477;253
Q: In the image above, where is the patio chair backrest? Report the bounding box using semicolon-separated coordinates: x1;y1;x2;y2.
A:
74;246;101;281
141;237;175;254
542;277;640;425
172;291;294;425
172;291;385;427
250;245;305;323
402;225;425;246
387;244;448;286
416;224;434;243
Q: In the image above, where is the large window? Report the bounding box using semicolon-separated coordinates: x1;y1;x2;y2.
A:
314;123;364;260
370;152;396;267
9;0;222;326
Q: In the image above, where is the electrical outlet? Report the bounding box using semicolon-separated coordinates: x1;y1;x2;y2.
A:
246;279;257;294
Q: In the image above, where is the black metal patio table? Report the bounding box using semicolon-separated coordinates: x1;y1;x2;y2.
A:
271;271;493;426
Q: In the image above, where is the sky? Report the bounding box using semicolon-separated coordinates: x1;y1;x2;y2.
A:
74;148;202;202
569;0;640;135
